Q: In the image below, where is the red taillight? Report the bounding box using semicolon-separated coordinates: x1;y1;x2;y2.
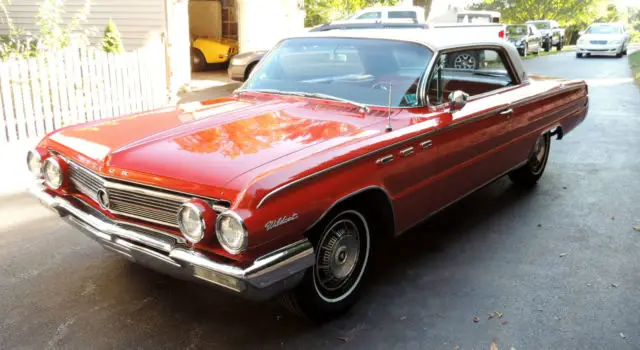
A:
498;30;505;39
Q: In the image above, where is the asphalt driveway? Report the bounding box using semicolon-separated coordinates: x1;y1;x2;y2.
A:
1;50;639;350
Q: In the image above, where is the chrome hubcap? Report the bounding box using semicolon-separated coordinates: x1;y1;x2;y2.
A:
316;219;360;292
454;54;476;69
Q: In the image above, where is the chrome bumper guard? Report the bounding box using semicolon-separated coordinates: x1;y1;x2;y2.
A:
30;186;314;301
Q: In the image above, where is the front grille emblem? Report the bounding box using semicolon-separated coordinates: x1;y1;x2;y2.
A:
97;189;110;209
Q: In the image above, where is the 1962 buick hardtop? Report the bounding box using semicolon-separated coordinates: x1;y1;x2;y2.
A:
28;30;588;321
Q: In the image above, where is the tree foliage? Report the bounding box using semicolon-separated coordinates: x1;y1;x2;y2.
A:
468;0;602;26
304;0;401;27
101;19;124;53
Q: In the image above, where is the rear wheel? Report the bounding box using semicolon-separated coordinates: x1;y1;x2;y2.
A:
544;39;551;52
509;133;551;188
280;208;372;322
576;53;583;58
556;39;563;51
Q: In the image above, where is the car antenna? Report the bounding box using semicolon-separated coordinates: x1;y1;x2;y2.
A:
386;81;393;132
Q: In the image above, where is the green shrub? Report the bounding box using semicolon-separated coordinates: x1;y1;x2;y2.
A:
630;30;640;44
101;19;124;53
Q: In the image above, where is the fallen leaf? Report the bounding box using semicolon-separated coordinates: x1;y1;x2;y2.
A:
490;342;499;350
620;332;626;339
488;313;495;319
536;308;544;312
611;283;619;288
473;317;480;323
611;216;615;220
337;337;350;343
537;224;542;228
400;316;407;321
454;345;460;350
586;283;592;287
511;347;517;350
502;320;509;325
559;252;568;257
562;186;567;190
496;312;504;319
633;226;640;232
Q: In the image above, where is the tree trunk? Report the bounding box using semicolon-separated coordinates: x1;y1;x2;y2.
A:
413;0;433;20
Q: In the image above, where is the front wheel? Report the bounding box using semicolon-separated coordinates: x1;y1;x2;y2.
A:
576;53;583;58
556;39;563;51
190;48;207;72
509;133;551;188
280;209;372;321
522;43;528;57
544;40;551;52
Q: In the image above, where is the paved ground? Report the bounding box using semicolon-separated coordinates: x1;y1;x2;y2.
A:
1;50;639;350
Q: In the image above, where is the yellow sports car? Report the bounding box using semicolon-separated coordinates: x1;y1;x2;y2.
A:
190;37;239;72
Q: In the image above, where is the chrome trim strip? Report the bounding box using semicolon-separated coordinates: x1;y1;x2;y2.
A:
376;155;395;164
29;186;315;299
400;147;414;157
256;85;586;209
396;160;529;236
420;140;433;149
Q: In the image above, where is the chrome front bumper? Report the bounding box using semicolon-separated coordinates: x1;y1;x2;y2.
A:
30;186;314;301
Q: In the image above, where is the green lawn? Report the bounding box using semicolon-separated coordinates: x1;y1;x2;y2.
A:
630;50;640;86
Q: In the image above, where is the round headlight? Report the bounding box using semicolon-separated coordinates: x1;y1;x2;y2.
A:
178;202;206;244
216;212;247;254
26;150;42;176
43;157;64;189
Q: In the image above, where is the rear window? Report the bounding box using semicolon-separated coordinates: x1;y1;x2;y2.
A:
531;22;550;29
586;24;622;34
389;11;417;20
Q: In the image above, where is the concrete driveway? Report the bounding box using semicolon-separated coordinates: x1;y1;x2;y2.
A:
1;50;639;350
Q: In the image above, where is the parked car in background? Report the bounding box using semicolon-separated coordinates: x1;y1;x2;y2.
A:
191;37;239;72
455;10;501;23
338;5;426;24
526;20;565;52
228;20;429;82
506;23;542;56
29;29;589;321
576;22;630;58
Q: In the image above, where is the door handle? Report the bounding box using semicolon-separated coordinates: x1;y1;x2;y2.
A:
499;108;513;118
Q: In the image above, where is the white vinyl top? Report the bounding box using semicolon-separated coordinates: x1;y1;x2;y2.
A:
287;29;527;81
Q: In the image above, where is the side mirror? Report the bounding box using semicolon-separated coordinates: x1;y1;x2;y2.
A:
449;90;469;112
578;31;585;36
330;53;347;62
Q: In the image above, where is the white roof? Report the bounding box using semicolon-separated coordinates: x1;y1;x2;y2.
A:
291;28;510;51
456;10;501;17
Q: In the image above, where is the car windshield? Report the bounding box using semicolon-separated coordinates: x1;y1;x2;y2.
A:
507;25;527;35
586;24;621;34
531;22;550;29
241;37;433;107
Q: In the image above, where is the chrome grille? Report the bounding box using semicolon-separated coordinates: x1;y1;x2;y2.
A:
66;160;228;228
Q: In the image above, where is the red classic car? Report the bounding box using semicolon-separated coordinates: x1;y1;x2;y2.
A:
28;30;588;321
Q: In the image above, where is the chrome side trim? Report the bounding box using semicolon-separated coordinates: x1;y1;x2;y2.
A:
420;140;433;149
305;185;396;236
400;147;415;157
256;87;586;209
376;155;395;164
396;160;528;236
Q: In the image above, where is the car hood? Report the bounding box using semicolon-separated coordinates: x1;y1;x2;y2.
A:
46;96;379;200
579;34;623;41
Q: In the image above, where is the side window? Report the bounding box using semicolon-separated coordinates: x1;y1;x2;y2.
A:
426;49;514;106
356;11;381;19
388;11;417;20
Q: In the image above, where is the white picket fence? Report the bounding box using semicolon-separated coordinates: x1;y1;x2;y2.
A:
0;40;168;144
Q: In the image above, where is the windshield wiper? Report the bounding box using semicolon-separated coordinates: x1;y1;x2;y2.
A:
294;92;370;112
235;89;370;112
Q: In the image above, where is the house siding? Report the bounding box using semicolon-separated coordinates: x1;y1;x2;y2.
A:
0;0;167;50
